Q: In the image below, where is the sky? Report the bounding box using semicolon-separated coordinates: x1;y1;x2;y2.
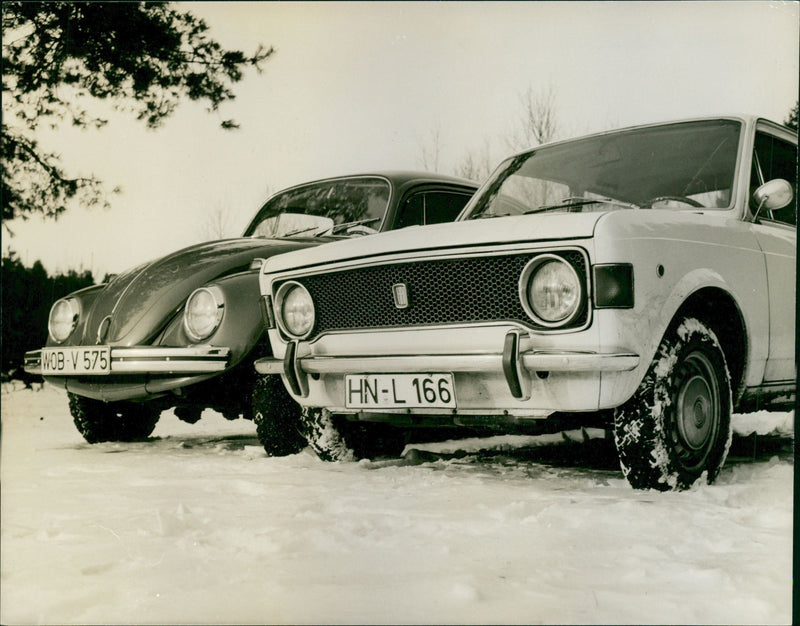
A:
3;1;799;278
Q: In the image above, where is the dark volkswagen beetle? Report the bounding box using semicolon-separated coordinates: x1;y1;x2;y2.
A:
24;172;477;453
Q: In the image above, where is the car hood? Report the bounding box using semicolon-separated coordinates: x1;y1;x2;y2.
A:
262;212;608;275
84;237;316;345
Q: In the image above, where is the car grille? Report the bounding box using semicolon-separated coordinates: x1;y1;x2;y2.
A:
279;250;588;339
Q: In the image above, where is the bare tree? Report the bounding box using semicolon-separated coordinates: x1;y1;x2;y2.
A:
454;137;495;182
200;203;236;240
417;125;443;173
417;84;560;183
199;183;273;241
507;84;559;152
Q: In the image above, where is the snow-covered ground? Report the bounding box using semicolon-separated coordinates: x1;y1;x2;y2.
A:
1;382;794;625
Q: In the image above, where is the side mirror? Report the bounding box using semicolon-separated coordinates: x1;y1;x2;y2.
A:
752;178;794;221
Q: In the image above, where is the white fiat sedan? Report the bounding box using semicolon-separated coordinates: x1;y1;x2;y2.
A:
254;116;796;490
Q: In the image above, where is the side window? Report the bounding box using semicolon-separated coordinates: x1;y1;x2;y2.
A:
394;191;473;229
752;132;797;226
394;194;424;229
423;191;472;225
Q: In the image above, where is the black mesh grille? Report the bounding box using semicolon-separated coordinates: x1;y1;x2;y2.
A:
279;250;588;339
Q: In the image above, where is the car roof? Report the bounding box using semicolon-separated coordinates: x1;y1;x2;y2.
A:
275;171;478;195
505;114;791;159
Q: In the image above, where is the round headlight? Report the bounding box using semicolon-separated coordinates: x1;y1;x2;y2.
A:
276;281;315;339
184;287;224;342
520;255;582;327
48;298;80;343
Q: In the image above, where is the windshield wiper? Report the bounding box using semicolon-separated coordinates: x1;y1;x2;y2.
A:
524;197;640;215
276;215;383;238
281;224;328;238
326;216;382;236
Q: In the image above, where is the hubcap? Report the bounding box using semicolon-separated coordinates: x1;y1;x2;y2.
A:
675;351;720;461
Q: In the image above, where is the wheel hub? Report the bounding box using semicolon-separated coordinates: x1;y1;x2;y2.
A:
677;369;716;451
692;396;707;427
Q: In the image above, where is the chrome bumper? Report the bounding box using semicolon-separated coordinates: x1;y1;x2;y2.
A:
254;330;639;400
24;346;231;376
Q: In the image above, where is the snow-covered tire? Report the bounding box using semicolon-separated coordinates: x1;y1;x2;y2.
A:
299;407;408;462
251;376;306;456
68;393;160;443
613;317;733;491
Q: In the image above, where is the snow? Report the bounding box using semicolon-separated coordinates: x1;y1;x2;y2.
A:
1;382;794;625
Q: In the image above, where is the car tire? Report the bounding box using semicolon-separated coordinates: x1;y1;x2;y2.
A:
299;407;408;461
613;317;733;491
251;376;307;456
68;393;160;443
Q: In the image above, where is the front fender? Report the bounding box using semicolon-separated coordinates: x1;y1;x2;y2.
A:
159;270;268;367
44;283;107;348
592;212;768;406
651;267;758;359
596;263;767;409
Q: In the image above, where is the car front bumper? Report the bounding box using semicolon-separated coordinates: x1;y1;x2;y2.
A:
24;346;231;402
24;346;230;376
255;328;640;418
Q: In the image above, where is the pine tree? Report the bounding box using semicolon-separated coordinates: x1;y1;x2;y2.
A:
785;102;798;130
2;2;272;224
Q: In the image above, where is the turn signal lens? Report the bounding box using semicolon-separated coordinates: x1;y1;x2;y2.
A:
276;282;315;338
184;287;224;342
520;255;582;327
48;298;80;343
594;264;634;308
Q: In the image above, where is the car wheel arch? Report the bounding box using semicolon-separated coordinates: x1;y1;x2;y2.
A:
603;278;748;411
667;287;748;404
611;266;749;401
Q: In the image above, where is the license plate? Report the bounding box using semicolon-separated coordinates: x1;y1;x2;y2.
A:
345;373;456;409
41;346;111;375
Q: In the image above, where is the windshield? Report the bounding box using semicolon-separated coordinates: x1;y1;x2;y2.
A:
465;119;742;220
244;177;391;237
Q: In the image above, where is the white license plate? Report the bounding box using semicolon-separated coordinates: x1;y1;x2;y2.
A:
41;346;111;375
345;373;456;409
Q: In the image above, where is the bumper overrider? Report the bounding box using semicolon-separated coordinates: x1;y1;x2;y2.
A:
254;329;639;416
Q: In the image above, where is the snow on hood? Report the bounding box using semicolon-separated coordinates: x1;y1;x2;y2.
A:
262;212;607;275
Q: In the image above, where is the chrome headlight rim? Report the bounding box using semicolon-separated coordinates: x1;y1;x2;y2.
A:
183;286;225;342
274;280;315;340
518;253;584;328
48;297;81;344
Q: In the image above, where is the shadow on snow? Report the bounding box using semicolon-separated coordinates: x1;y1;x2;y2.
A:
89;426;792;482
